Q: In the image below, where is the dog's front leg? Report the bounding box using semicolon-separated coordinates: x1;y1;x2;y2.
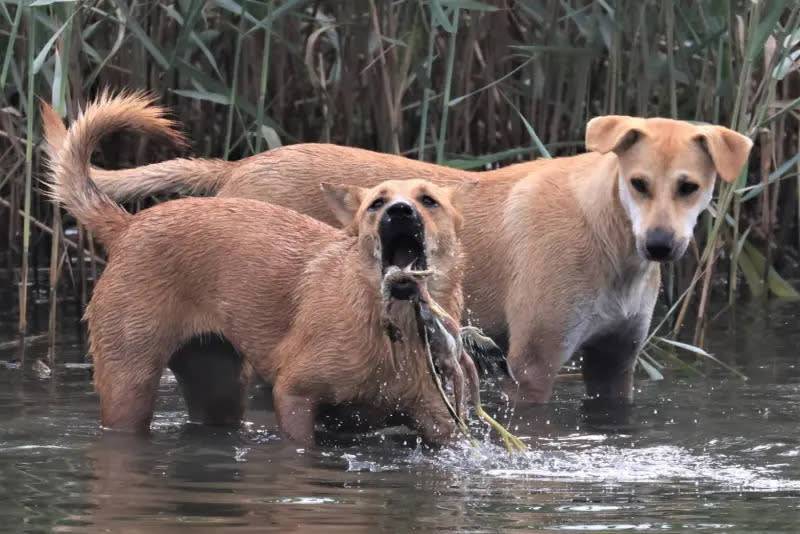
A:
581;353;637;402
576;326;643;431
579;322;647;403
404;397;457;447
272;382;317;444
504;327;567;404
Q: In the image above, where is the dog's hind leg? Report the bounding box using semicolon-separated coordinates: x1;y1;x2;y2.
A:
92;348;164;433
168;335;249;426
271;377;317;444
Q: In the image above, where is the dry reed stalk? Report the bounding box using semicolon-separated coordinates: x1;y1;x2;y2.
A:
1;1;797;377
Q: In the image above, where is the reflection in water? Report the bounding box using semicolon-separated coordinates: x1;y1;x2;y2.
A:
0;300;799;532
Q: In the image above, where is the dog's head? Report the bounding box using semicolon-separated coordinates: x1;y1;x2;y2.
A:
586;116;753;262
321;178;474;295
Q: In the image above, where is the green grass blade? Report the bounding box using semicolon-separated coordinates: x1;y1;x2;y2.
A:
499;90;551;159
168;0;204;69
449;57;534;107
0;2;24;90
435;6;459;164
259;125;281;150
19;5;37;335
755;95;800;129
223;2;248;160
429;0;455;33
31;6;77;74
647;343;707;378
254;0;274;154
738;152;800;201
54;0;74;116
637;353;665;381
417;5;437;161
212;0;259;26
29;0;79;6
745;0;789;62
438;0;497;11
112;0;170;70
172;89;231;105
742;241;800;299
655;337;748;380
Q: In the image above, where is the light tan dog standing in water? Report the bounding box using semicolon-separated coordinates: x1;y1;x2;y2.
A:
42;94;474;444
44;105;752;406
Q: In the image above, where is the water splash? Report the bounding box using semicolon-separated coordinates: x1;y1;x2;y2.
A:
423;437;800;492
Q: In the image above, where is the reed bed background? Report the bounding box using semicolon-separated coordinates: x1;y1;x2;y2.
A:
1;0;798;378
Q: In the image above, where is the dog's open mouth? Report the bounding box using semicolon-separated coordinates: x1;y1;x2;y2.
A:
380;213;427;300
380;219;426;273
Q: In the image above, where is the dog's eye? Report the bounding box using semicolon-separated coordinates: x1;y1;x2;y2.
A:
677;180;699;197
630;177;649;196
368;197;386;211
420;194;439;208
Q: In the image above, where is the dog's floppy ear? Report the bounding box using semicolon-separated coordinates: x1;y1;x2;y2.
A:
585;115;644;155
320;182;364;228
693;126;753;183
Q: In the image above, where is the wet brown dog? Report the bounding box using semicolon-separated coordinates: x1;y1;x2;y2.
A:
44;104;752;406
43;93;472;445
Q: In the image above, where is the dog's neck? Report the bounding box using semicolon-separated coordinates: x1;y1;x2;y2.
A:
333;248;438;399
574;153;653;280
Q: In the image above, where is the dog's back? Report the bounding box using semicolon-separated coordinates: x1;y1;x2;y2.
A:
86;196;333;358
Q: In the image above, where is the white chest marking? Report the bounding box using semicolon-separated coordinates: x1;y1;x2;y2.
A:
560;267;654;367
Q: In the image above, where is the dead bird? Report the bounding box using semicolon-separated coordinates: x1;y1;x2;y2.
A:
413;278;527;453
382;265;527;453
382;266;512;382
380;264;431;343
460;326;515;382
382;265;471;439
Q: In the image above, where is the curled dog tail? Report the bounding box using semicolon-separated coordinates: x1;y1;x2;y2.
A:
40;98;68;163
42;99;231;202
42;91;186;245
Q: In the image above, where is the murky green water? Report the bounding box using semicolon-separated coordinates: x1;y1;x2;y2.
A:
0;299;798;533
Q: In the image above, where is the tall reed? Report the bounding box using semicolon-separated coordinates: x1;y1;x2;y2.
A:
1;1;798;376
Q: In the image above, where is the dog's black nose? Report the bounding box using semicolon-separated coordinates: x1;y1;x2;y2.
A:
385;201;415;218
644;228;675;261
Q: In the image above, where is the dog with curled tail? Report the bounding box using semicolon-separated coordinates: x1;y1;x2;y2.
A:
43;93;475;445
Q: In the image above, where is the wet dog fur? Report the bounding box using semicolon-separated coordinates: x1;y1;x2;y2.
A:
42;93;473;445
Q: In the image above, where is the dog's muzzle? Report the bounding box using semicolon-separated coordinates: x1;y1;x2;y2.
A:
643;228;677;262
380;201;427;299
